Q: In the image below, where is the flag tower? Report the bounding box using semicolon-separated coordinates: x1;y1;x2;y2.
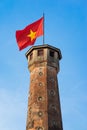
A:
25;44;63;130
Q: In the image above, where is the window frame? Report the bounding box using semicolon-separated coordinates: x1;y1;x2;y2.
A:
30;53;33;60
37;49;44;56
50;50;54;57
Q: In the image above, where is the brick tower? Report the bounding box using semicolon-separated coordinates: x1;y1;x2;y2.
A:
25;44;63;130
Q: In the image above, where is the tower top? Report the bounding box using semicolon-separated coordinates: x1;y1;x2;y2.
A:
25;44;62;60
25;44;62;73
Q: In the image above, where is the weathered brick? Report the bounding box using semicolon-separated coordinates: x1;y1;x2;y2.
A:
25;44;63;130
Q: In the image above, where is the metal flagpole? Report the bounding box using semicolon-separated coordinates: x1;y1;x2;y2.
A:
43;13;45;44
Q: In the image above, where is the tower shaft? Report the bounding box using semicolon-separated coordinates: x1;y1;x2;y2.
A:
26;44;63;130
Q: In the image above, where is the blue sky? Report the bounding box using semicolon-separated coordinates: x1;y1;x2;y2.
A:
0;0;87;130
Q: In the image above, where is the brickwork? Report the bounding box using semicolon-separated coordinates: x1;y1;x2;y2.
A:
25;44;63;130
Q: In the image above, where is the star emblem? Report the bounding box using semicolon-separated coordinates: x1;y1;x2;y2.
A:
27;29;36;41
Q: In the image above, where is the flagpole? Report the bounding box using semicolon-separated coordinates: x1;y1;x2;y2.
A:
43;13;45;45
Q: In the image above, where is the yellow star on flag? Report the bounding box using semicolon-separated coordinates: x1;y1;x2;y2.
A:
27;29;36;41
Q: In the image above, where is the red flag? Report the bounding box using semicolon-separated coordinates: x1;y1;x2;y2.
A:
16;17;43;50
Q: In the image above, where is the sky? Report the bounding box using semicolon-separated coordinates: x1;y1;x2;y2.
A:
0;0;87;130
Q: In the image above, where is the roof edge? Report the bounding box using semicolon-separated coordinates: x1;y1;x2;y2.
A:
25;44;62;60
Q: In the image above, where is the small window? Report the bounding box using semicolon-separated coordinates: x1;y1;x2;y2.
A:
39;72;43;76
52;120;58;126
28;121;33;128
38;49;43;56
49;77;54;82
30;53;33;60
37;127;43;130
38;96;43;101
38;111;43;117
39;82;43;87
29;107;32;114
29;107;32;112
49;90;55;96
51;104;56;111
31;79;34;82
50;51;54;57
53;120;56;125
